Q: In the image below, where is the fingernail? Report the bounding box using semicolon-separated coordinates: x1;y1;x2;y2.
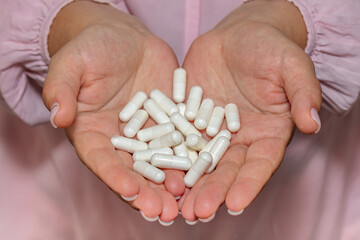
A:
50;102;59;128
227;208;244;216
121;194;137;201
311;108;321;133
158;219;174;226
140;211;158;222
185;219;198;225
199;212;216;223
175;196;181;200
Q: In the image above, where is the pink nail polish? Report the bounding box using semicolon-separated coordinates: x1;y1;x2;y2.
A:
311;108;321;133
50;102;59;128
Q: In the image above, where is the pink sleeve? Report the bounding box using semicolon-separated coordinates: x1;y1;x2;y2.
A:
0;0;129;126
288;0;360;114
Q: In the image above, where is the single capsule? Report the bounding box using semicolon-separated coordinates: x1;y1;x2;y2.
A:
187;147;199;164
119;91;147;122
177;103;186;117
148;130;183;149
173;68;187;103
184;152;212;187
194;98;214;130
111;135;148;153
137;122;175;142
186;134;208;151
151;154;192;170
225;103;240;132
206;136;230;173
133;147;173;162
123;110;148;138
185;86;203;121
173;141;189;158
206;106;225;137
170;112;201;137
143;99;170;124
150;89;179;116
201;129;231;153
133;160;165;183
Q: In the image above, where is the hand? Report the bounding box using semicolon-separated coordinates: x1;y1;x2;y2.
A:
179;0;322;221
42;1;183;223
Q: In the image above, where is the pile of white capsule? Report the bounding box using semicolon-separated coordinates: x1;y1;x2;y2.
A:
111;68;240;188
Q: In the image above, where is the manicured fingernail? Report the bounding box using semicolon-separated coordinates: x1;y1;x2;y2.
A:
199;212;216;223
50;102;59;128
227;208;244;216
175;195;181;200
158;219;174;226
121;194;137;201
311;108;321;133
185;219;198;225
140;211;158;222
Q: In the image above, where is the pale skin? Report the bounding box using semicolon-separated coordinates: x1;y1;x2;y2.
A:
42;0;321;223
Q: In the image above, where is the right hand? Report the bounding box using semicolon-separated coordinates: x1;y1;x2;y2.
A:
42;1;183;223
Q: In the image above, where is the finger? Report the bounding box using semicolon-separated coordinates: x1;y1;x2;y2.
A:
225;137;287;213
42;50;83;128
163;169;186;198
152;187;179;224
282;51;322;134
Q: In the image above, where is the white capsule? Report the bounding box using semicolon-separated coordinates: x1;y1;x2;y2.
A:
184;152;212;187
173;141;189;158
133;148;173;162
177;103;186;117
206;106;225;137
133;160;165;183
173;68;187;103
201;129;231;153
225;103;240;132
194;98;214;130
187;147;199;164
148;130;183;149
185;86;203;121
119;91;147;122
150;89;179;116
151;154;192;170
186;134;208;151
111;135;148;153
123;110;148;138
137;122;175;142
170;112;201;137
143;99;170;124
206;137;230;173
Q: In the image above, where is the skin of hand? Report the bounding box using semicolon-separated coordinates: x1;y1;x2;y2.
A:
42;1;184;223
179;0;322;221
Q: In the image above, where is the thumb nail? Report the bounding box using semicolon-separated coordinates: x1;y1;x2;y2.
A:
50;102;59;128
310;108;321;133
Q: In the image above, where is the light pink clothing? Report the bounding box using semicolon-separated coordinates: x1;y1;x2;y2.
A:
0;0;360;239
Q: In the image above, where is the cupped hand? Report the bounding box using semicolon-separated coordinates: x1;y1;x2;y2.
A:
42;5;183;223
179;6;322;221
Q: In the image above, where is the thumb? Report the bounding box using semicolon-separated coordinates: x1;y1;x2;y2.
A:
283;53;322;134
42;52;82;128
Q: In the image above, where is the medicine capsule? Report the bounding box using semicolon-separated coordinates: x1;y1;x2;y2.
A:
151;154;192;170
194;98;214;130
172;68;187;103
123;110;149;138
201;129;231;153
133;160;165;183
150;89;179;116
177;103;186;117
206;136;230;173
173;141;189;158
187;147;198;164
133;147;173;162
119;91;147;122
185;86;203;121
225;103;240;132
143;99;170;124
206;106;225;137
111;135;148;153
137;122;175;142
148;130;183;149
170;112;201;137
184;152;212;187
186;134;208;151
